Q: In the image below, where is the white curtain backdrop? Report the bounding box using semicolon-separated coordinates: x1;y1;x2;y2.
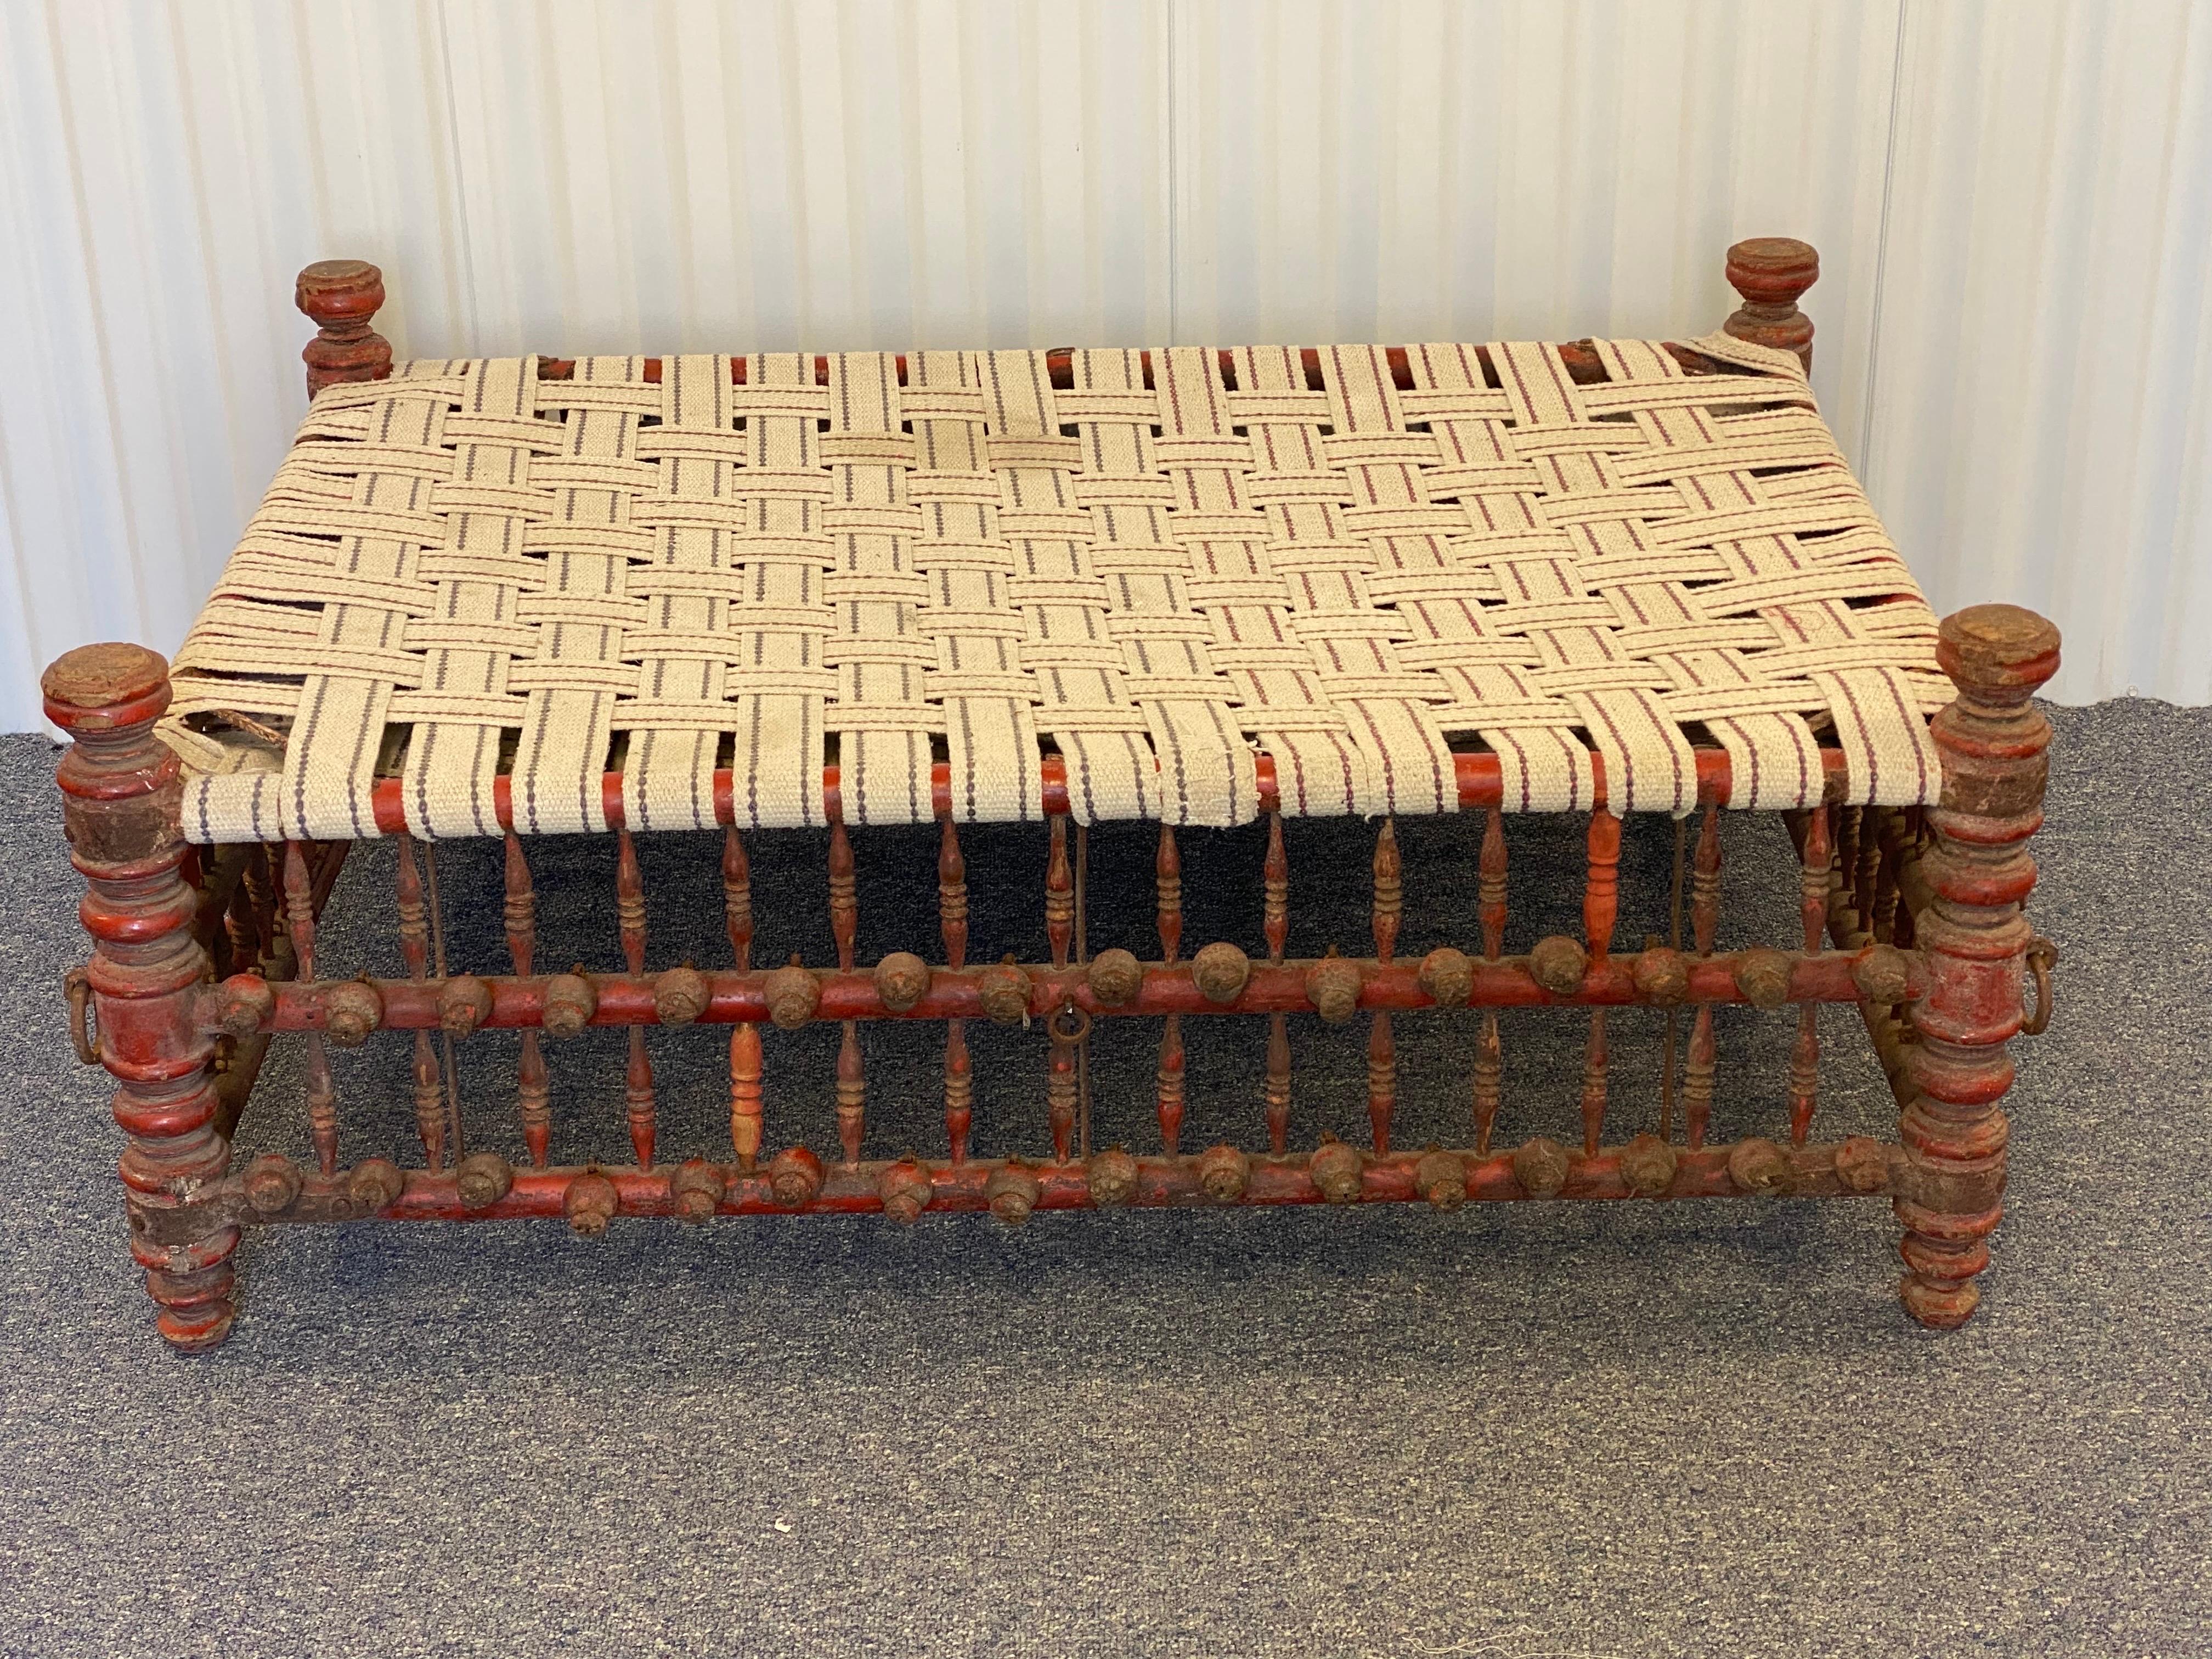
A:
3;0;2207;730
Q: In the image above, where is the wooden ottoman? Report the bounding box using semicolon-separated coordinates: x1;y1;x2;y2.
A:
47;238;2059;1350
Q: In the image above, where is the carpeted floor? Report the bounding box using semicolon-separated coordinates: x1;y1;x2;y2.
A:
2;702;2207;1658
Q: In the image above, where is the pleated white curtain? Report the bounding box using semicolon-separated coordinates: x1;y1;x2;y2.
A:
3;0;2207;730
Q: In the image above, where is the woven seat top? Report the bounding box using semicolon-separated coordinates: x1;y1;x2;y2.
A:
163;333;1945;845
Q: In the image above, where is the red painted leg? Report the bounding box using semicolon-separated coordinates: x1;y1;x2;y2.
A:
46;645;236;1351
1897;606;2059;1329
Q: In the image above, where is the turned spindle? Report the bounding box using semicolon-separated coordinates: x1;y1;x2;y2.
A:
1722;236;1818;369
1855;807;1882;948
1045;815;1074;969
394;831;444;1171
1155;825;1186;1155
1263;811;1292;1154
829;821;865;1166
723;826;753;972
1874;810;1909;945
1834;806;1862;943
223;849;261;975
1474;808;1506;1155
1790;805;1829;1147
1579;811;1619;1157
939;818;972;1164
1046;817;1076;1160
729;1024;764;1170
1685;802;1722;1151
284;840;339;1177
296;259;393;397
1368;819;1400;1155
617;827;656;1169
505;832;550;1166
1899;605;2059;1329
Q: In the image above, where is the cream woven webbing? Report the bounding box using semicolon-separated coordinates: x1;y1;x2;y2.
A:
163;334;1946;843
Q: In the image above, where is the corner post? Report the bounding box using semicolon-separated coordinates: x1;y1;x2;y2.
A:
45;645;237;1350
1897;606;2060;1328
1723;237;1819;370
296;259;392;398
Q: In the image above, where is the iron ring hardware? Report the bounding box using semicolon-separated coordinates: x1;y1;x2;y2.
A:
2021;936;2058;1036
64;966;100;1065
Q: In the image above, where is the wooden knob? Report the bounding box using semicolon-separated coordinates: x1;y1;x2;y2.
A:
764;960;820;1030
1728;1137;1794;1194
1734;949;1793;1008
437;974;493;1037
296;258;386;327
321;980;382;1047
1633;947;1690;1006
455;1150;512;1210
243;1152;302;1214
212;974;274;1039
878;1159;933;1224
564;1170;619;1238
1305;954;1363;1024
1835;1135;1890;1194
654;965;710;1026
873;951;930;1013
1086;948;1143;1007
669;1159;725;1223
1414;1148;1468;1211
975;958;1031;1026
1086;1146;1139;1207
296;259;393;394
1619;1132;1679;1198
1937;604;2062;695
985;1161;1041;1226
1528;935;1588;996
768;1144;824;1208
347;1157;404;1214
1513;1136;1571;1199
1723;237;1818;365
1418;947;1474;1008
542;972;597;1037
1851;945;1911;1005
1197;1143;1249;1203
1310;1138;1364;1204
41;641;169;725
1192;941;1251;1005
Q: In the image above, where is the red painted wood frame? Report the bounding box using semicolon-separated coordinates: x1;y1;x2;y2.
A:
48;238;2059;1348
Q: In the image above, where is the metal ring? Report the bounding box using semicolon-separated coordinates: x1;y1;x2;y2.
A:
2021;936;2058;1036
64;967;100;1065
1048;1003;1092;1045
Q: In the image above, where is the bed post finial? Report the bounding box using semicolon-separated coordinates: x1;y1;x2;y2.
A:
1723;237;1819;370
297;259;392;398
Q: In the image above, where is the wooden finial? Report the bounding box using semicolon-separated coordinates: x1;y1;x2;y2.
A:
296;258;392;397
41;641;170;731
1723;237;1819;369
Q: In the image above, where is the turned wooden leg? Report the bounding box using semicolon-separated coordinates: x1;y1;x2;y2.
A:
296;259;392;397
1723;237;1819;369
1897;605;2059;1329
46;645;238;1351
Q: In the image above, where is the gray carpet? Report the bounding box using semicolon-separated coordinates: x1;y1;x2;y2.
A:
2;702;2207;1658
